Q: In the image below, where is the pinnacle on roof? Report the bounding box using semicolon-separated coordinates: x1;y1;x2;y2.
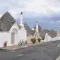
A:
21;12;23;14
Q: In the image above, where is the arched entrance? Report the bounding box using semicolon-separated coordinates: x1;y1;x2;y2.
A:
11;32;15;44
11;29;18;44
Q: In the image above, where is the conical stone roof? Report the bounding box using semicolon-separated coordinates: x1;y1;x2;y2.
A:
24;22;34;36
0;12;16;31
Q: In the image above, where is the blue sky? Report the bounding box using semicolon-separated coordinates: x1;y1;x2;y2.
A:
0;0;60;30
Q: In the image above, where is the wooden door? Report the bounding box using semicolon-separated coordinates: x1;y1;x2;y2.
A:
11;32;15;44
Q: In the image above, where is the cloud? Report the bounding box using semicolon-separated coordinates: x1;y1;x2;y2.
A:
0;0;60;15
25;0;60;15
0;0;60;30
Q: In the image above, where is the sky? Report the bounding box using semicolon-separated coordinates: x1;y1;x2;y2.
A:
0;0;60;30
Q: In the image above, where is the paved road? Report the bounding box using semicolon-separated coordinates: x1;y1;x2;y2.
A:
0;40;60;60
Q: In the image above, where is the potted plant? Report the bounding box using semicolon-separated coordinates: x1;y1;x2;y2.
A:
31;38;36;44
38;38;41;43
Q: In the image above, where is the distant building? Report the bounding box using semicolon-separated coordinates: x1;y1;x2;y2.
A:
34;21;40;39
44;33;52;42
0;11;59;47
57;30;60;37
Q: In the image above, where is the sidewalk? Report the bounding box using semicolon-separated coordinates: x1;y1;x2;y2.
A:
1;41;44;51
1;45;26;51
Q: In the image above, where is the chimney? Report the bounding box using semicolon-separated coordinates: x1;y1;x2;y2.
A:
20;12;23;26
36;21;39;33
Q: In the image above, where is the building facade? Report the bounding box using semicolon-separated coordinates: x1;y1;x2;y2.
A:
0;12;27;47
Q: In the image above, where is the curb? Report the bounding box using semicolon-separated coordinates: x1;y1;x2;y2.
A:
1;42;44;51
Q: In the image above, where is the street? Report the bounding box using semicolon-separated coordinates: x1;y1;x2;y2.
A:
0;40;60;60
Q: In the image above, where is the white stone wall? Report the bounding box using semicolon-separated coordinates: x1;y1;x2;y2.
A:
18;27;27;43
10;23;27;44
44;33;60;42
0;23;27;47
9;23;19;33
0;32;11;47
44;33;52;42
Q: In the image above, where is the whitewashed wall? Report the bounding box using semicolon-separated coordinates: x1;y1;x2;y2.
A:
51;37;60;41
44;33;52;42
9;23;19;33
0;32;11;47
18;27;27;43
0;23;27;47
9;23;19;45
10;23;27;44
44;34;60;42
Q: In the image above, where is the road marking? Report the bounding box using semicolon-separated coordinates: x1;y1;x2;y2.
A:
18;54;24;57
57;43;60;47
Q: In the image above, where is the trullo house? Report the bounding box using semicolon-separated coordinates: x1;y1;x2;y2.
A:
0;12;27;47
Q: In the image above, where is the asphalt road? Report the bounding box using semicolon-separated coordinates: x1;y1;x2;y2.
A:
0;40;60;60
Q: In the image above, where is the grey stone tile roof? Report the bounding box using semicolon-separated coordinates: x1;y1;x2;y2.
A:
34;24;41;32
28;24;41;36
48;30;57;38
24;22;57;38
40;29;50;37
24;22;34;36
40;29;57;38
0;12;21;31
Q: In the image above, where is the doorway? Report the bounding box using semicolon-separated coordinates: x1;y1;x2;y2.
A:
11;32;15;44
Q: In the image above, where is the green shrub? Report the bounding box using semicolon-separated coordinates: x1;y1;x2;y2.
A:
31;38;36;44
38;38;41;43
